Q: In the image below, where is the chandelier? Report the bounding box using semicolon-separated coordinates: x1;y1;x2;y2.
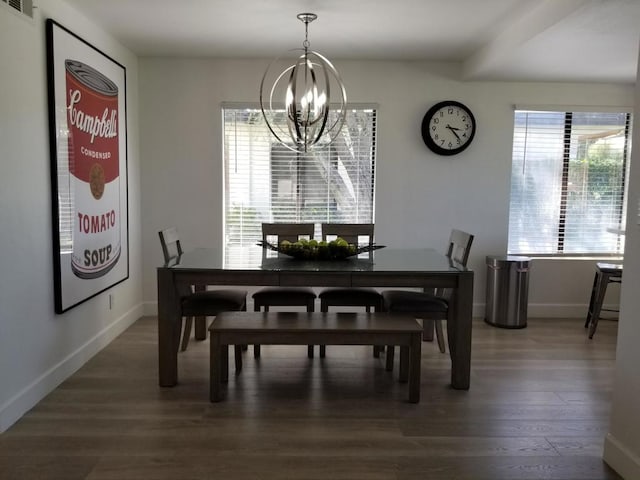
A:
260;13;347;153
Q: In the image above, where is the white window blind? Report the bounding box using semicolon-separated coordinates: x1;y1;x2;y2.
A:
508;110;632;256
1;0;33;17
223;106;377;263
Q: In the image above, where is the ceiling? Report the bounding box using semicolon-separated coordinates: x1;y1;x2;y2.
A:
63;0;640;83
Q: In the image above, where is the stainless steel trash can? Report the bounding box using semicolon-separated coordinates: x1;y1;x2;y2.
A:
485;255;531;328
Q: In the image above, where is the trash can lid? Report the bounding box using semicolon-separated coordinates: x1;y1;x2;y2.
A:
486;255;531;268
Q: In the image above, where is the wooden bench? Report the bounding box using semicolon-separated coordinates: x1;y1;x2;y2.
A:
209;311;422;403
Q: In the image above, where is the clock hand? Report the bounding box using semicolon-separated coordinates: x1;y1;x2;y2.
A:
446;124;461;141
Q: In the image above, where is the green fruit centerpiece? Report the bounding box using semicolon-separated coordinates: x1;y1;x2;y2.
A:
258;237;384;260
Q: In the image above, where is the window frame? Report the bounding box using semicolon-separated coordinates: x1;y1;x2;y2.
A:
221;103;378;259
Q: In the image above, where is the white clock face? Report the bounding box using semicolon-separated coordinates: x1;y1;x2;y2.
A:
422;101;476;156
428;104;474;151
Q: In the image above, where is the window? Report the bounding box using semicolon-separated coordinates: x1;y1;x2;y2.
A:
223;105;377;262
508;109;632;256
1;0;33;18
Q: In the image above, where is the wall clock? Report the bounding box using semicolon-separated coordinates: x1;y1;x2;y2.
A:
421;100;476;155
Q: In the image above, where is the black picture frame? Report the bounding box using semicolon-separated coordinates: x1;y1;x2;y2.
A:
46;19;129;313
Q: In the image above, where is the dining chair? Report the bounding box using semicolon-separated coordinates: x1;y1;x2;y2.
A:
381;229;474;366
252;223;318;358
317;223;384;358
158;228;247;371
584;262;623;339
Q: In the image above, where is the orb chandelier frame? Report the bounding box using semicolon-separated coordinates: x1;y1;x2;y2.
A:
260;13;348;153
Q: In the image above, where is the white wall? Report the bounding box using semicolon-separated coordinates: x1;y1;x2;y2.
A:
0;0;142;432
603;45;640;479
139;57;633;317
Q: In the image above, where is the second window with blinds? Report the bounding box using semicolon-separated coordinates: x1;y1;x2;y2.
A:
223;105;377;262
508;109;632;256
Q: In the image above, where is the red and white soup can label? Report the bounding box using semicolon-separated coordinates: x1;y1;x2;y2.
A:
66;60;121;279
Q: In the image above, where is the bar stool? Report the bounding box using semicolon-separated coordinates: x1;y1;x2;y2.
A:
585;262;623;339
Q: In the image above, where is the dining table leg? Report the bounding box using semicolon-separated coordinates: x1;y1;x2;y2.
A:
157;268;181;387
448;271;473;390
408;332;421;403
193;284;208;340
210;333;223;402
221;344;229;383
399;346;409;383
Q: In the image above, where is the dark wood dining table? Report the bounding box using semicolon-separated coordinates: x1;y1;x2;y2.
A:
157;246;474;390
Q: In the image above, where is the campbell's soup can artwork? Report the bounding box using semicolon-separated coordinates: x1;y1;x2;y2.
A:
66;59;121;279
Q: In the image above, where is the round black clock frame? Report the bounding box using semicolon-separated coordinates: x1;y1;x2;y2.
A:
421;100;476;156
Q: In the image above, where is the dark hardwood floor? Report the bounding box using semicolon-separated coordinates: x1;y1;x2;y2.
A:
0;316;621;479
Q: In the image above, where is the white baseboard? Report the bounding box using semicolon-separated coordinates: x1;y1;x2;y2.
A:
0;303;143;433
604;433;640;479
143;300;158;316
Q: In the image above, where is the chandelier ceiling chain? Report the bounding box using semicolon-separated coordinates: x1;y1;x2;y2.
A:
299;12;315;50
259;12;348;153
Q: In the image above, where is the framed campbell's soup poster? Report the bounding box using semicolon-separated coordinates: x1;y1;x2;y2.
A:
46;19;129;313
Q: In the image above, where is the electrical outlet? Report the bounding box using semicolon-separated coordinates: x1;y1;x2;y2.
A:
109;293;114;310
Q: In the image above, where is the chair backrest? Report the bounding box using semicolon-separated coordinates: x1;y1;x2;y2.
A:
158;227;183;263
158;228;193;297
262;223;315;256
432;229;474;300
446;229;474;267
321;223;374;246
